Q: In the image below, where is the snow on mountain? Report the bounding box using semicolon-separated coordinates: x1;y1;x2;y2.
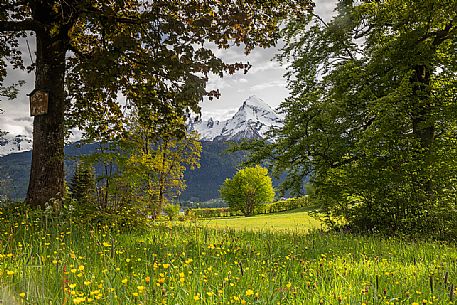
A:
189;96;283;141
0;133;33;157
188;117;225;141
0;96;281;157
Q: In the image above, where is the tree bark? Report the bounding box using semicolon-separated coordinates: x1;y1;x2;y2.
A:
411;64;435;198
412;65;434;148
26;30;66;209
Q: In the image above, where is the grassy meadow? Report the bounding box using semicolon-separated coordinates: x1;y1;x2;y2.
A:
1;207;457;305
199;208;322;233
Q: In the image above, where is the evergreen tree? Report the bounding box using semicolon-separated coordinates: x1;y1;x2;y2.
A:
70;162;96;206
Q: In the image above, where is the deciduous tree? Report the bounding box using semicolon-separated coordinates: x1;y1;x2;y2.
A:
0;0;313;208
117;102;201;217
220;165;274;216
248;0;457;236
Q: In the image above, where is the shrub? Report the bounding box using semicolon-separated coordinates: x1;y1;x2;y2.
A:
163;203;181;221
257;196;310;214
186;197;309;218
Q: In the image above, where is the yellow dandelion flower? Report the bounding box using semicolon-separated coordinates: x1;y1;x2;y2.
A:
19;292;26;298
78;265;85;271
132;292;139;297
121;278;128;284
137;286;145;292
162;263;170;269
245;289;254;297
6;270;14;276
102;242;111;247
73;297;86;304
207;291;214;297
69;283;77;289
194;293;200;301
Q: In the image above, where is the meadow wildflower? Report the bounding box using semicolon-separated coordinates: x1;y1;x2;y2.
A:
245;289;254;296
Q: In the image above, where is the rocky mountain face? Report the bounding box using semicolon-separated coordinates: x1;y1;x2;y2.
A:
0;133;33;157
188;95;283;141
0;95;280;157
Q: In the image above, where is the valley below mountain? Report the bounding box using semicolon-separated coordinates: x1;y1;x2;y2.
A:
0;96;281;202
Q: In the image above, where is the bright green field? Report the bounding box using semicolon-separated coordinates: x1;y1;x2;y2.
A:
198;208;323;233
1;207;457;305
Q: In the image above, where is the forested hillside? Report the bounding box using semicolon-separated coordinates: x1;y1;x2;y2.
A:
0;141;246;202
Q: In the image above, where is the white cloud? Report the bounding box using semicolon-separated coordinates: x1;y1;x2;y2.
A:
249;60;283;74
0;1;338;136
201;108;238;121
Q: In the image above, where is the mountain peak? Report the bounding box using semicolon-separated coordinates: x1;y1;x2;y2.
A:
189;96;283;142
0;133;33;157
242;95;273;111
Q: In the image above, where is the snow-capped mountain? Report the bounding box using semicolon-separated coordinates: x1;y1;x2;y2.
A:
0;96;280;157
189;96;283;141
0;133;33;157
188;117;226;141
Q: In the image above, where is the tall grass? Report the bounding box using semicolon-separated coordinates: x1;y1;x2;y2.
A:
1;206;456;304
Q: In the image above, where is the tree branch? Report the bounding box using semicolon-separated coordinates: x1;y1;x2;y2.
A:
418;19;457;46
0;19;42;33
81;6;144;25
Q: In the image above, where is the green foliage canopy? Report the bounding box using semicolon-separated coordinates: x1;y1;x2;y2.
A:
220;165;274;216
102;104;201;217
0;0;313;207
247;0;457;237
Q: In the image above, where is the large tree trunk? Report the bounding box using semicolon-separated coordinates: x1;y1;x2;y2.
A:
26;30;66;209
411;64;435;198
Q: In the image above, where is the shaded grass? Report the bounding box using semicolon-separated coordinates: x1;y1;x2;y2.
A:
0;285;20;305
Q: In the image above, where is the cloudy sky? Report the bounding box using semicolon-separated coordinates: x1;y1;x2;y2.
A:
0;0;336;137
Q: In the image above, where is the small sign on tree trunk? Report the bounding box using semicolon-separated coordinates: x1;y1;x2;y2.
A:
29;89;49;116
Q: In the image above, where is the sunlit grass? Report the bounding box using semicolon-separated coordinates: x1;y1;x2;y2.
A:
198;208;322;233
1;206;457;304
